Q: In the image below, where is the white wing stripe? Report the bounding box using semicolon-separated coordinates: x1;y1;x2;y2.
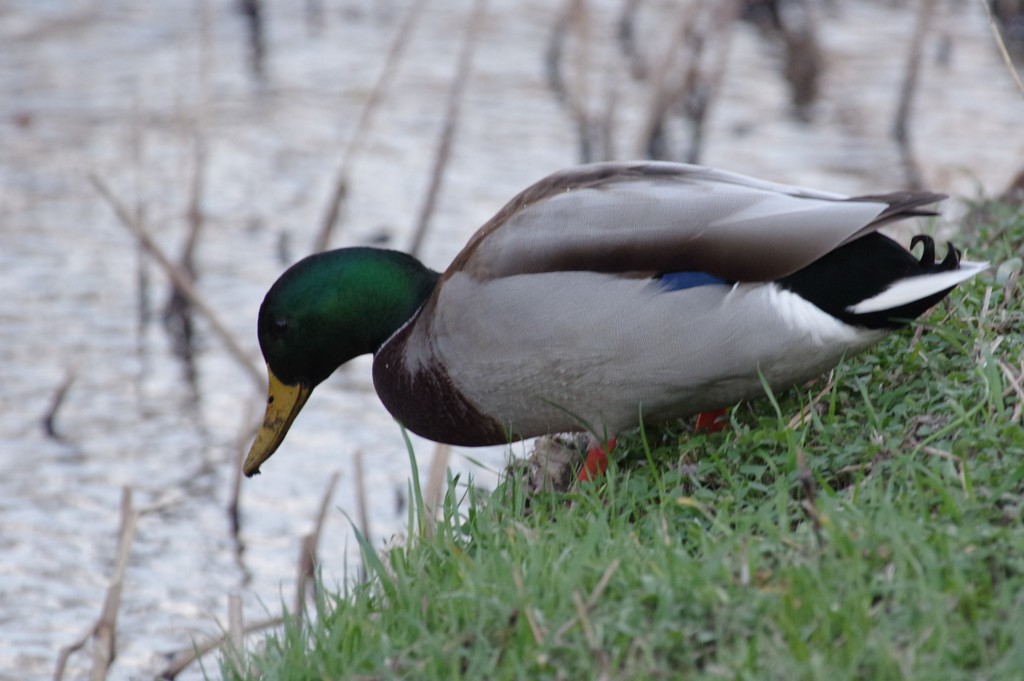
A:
847;260;989;314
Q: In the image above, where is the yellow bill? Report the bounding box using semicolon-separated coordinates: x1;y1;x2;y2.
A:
243;367;312;477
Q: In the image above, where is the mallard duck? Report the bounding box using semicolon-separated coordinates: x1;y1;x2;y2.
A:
243;161;986;478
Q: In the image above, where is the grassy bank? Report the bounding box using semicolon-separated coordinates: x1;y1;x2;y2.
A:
225;208;1024;680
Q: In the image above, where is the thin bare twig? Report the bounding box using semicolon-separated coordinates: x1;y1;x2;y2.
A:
42;370;75;440
54;488;139;681
548;0;615;162
156;615;284;680
778;0;822;120
237;0;266;80
163;136;207;381
685;0;738;162
978;0;1024;97
312;0;429;252
408;0;488;257
641;1;737;163
294;471;341;626
229;406;257;586
90;488;137;680
893;0;935;190
90;174;265;389
546;1;573;104
568;0;599;162
617;0;648;79
184;138;205;276
128;92;151;345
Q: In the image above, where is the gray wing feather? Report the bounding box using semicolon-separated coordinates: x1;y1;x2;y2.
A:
451;162;943;282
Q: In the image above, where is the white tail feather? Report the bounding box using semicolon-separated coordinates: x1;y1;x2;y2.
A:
848;260;989;314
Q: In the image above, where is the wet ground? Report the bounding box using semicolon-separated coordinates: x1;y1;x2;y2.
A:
2;1;1021;678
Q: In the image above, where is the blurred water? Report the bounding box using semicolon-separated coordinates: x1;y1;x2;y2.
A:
1;1;1020;678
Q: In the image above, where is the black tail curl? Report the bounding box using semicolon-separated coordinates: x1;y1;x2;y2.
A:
911;235;960;272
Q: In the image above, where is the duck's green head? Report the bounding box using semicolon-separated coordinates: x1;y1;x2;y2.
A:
244;247;439;476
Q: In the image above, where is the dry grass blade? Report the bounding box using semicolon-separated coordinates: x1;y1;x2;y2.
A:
408;0;488;257
738;536;750;586
54;488;139;681
90;174;265;389
423;443;452;531
226;594;244;673
786;370;836;430
571;590;598;648
511;566;547;644
922;445;970;494
586;558;621;609
999;359;1024;422
354;450;372;582
549;559;620;646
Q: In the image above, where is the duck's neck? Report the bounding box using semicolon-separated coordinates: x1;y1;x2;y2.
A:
332;249;441;353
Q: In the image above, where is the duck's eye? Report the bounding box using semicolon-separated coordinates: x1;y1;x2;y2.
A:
270;318;289;336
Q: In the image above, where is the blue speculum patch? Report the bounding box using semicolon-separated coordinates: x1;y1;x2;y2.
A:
657;271;727;291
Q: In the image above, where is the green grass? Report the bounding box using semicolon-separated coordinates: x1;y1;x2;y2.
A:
225;208;1024;680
